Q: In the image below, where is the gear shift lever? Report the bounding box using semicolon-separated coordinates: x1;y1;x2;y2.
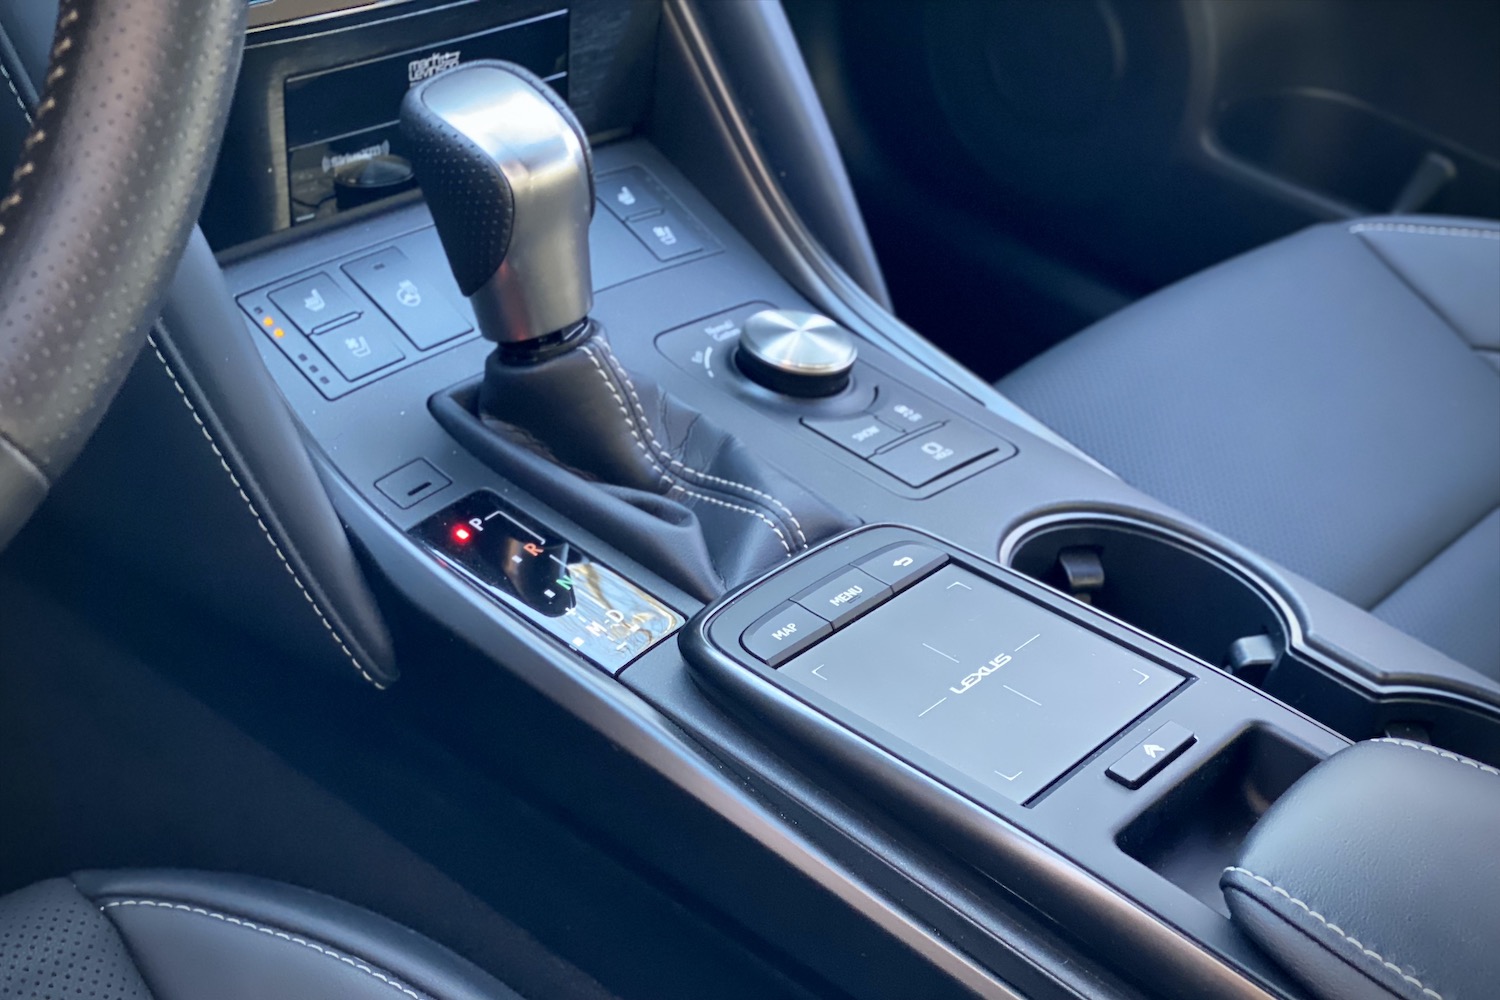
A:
404;62;853;599
401;61;594;354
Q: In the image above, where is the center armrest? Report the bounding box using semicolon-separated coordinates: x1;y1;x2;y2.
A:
1221;738;1500;1000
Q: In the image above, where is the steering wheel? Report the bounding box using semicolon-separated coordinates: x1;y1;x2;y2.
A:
0;0;244;548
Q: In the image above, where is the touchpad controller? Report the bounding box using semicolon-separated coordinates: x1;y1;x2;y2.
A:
778;564;1181;803
687;529;1188;808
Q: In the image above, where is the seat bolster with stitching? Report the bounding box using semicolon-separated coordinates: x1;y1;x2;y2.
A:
0;6;398;688
999;216;1500;678
1220;739;1500;1000
0;869;525;1000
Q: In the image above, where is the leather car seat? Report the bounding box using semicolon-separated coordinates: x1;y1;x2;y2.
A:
0;869;520;999
999;216;1500;679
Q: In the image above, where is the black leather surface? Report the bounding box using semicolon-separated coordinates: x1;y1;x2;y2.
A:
0;0;242;484
1371;507;1500;676
0;879;151;999
0;870;525;1000
0;2;397;687
401;60;595;297
435;329;857;601
149;233;399;687
1000;216;1500;678
1222;738;1500;1000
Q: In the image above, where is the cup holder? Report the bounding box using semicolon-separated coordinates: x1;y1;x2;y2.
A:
1008;514;1500;767
1007;516;1290;682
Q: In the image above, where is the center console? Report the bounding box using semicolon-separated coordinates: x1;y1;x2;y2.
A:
683;525;1344;997
217;132;1306;1000
186;2;1500;998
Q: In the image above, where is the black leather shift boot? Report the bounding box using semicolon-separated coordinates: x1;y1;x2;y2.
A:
432;327;857;600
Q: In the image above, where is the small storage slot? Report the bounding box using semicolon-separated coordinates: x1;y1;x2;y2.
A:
1008;520;1287;678
1117;727;1321;915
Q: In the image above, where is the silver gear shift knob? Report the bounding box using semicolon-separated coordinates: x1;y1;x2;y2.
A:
401;60;594;346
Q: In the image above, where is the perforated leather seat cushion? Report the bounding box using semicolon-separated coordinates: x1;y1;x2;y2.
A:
1000;217;1500;678
0;870;522;1000
0;880;153;999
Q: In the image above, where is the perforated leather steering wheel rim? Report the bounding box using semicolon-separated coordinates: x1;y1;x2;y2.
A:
0;0;245;547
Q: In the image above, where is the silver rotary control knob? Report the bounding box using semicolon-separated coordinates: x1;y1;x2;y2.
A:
736;309;858;398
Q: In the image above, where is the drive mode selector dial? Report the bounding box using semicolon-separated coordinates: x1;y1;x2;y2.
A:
736;309;857;397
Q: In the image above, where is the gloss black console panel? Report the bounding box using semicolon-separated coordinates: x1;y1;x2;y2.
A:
411;490;683;672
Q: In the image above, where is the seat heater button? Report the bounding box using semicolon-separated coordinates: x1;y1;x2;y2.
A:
310;317;405;381
803;414;904;457
742;602;833;667
854;543;948;593
870;421;1007;487
793;568;893;629
1106;722;1196;789
598;167;663;220
627;208;704;260
268;273;361;334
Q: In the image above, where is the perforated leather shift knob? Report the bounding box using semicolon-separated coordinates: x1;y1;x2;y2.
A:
400;60;595;345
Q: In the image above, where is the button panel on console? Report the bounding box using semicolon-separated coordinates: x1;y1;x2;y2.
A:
597;167;713;264
870;420;1015;487
804;386;1016;490
741;544;945;665
238;230;481;399
655;309;1017;491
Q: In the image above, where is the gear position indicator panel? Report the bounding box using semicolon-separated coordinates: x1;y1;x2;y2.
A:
411;491;683;674
689;530;1186;806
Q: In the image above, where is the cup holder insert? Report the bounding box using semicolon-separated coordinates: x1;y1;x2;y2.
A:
1007;517;1500;766
1008;520;1288;678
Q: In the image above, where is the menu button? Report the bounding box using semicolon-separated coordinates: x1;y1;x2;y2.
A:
793;567;893;629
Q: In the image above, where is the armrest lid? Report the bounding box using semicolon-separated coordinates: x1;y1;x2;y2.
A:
1221;738;1500;1000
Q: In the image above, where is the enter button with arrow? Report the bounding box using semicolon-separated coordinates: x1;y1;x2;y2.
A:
1105;722;1196;789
